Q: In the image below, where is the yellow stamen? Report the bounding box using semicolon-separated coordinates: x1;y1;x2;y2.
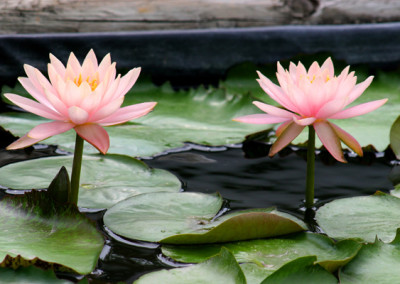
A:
73;73;99;91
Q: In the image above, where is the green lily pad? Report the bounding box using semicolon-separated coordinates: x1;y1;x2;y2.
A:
103;192;306;244
0;266;71;283
0;191;104;274
261;256;338;284
134;247;246;284
316;193;400;243
162;232;360;283
390;115;400;159
1;81;266;157
0;154;181;209
339;229;400;284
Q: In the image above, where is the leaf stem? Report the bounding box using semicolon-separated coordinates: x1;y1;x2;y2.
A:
305;125;315;209
70;133;84;205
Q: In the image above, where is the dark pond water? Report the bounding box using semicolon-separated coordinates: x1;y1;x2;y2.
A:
0;132;396;283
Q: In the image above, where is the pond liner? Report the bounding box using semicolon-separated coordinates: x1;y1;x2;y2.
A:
1;22;400;87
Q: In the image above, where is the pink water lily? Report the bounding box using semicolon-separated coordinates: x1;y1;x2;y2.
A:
5;50;157;154
234;58;387;162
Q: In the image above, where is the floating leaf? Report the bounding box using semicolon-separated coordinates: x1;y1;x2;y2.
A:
261;256;338;284
390;115;400;159
316;193;400;243
134;248;246;284
0;266;71;283
0;154;181;209
162;232;360;283
103;192;306;244
1;82;266;157
0;191;104;274
339;229;400;283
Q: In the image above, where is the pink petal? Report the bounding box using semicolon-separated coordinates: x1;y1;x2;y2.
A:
314;121;346;163
346;76;374;105
89;97;124;122
67;52;82;74
49;53;66;77
293;117;316;126
307;61;320;77
269;122;305;156
98;102;157;126
97;53;112;80
253;101;294;118
68;106;89;125
83;49;98;69
28;121;74;139
321;57;334;77
18;77;53;109
256;71;298;112
329;99;388;119
275;121;292;137
114;67;141;99
5;93;64;121
7;134;42;150
44;89;69;117
329;122;363;156
233;114;291;125
74;124;110;154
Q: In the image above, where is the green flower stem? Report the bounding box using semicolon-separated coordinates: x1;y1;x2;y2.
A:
70;134;84;205
305;125;316;209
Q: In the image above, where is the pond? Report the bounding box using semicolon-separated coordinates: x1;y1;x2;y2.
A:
1;24;400;283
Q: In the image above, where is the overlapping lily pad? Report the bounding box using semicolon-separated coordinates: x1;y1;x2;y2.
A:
134;248;246;284
1;82;266;157
103;192;306;244
339;229;400;283
316;193;400;243
261;256;338;284
0;192;104;274
162;232;360;283
0;154;181;209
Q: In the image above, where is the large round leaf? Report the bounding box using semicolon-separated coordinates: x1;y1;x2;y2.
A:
1;82;266;157
339;229;400;283
261;256;338;284
104;192;306;244
0;154;181;209
162;232;360;283
316;193;400;243
0;192;104;274
134;247;246;284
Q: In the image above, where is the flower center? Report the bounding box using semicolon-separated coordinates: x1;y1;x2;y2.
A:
73;74;99;91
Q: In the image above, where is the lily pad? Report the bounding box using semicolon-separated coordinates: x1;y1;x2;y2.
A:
261;256;338;284
390;115;400;159
134;247;246;284
339;229;400;284
316;193;400;243
162;232;360;283
103;192;306;244
0;266;71;283
1;82;266;157
0;154;181;209
0;191;104;274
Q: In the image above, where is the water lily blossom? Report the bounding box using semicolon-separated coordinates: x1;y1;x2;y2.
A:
5;50;157;154
234;58;387;162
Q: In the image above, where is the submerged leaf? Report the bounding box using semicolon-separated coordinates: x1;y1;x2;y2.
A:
0;191;104;274
134;247;246;284
0;266;71;283
0;154;181;209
